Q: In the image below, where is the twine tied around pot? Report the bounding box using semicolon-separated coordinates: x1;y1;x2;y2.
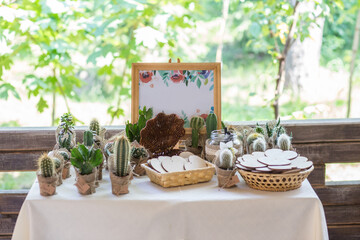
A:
74;170;96;195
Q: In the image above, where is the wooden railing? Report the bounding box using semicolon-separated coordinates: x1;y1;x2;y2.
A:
1;119;360;240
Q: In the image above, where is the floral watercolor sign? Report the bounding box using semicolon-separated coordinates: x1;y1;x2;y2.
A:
132;63;221;131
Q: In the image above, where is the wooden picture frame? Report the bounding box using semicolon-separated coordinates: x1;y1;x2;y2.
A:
131;62;221;134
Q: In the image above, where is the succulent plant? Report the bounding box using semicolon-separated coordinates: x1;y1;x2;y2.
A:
255;123;265;135
83;130;94;147
59;113;75;135
38;154;55;177
113;136;131;177
104;142;114;156
71;144;103;175
190;116;205;148
58;133;72;151
206;113;218;138
277;133;292;150
218;149;235;170
131;146;148;159
126;106;153;142
252;138;267;152
59;151;70;161
89;119;100;136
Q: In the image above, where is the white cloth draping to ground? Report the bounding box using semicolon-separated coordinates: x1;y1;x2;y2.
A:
12;169;328;240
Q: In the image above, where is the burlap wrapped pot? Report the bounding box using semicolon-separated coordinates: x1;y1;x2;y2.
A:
62;161;71;179
37;173;57;196
110;171;132;196
215;166;238;188
75;170;97;195
131;156;149;176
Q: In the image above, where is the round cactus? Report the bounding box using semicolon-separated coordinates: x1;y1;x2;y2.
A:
190;116;205;148
253;138;267;152
90;119;100;135
131;147;148;159
59;151;70;161
277;133;291;150
114;136;131;177
218;149;234;170
246;132;264;146
53;158;61;169
38;154;55;177
206;113;218;138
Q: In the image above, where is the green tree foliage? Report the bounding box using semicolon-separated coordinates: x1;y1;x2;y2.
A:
0;0;196;124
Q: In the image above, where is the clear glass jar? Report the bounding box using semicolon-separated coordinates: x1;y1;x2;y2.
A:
208;129;240;146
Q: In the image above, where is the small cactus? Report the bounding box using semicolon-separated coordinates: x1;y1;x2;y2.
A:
206;113;218;138
53;158;61;169
255;123;265;135
59;151;70;161
190;116;205;148
218;149;235;170
90;119;100;135
58;133;72;151
277;133;291;150
253;138;267;152
38;154;55;177
131;147;148;159
83;130;94;147
104;142;114;156
113;136;131;177
246;132;264;146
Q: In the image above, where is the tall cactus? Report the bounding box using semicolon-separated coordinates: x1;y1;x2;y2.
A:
90;119;100;135
219;149;235;169
83;130;94;147
38;154;55;177
277;133;291;150
206;113;218;138
190;116;205;148
113;136;131;177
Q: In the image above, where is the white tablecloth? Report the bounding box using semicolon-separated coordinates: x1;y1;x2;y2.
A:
12;169;328;240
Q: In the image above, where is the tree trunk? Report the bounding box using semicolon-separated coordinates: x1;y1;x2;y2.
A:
284;1;324;96
215;0;230;63
346;9;360;118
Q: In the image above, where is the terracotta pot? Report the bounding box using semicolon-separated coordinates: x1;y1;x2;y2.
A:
62;161;71;179
215;165;238;188
75;170;96;195
37;173;57;196
110;171;132;196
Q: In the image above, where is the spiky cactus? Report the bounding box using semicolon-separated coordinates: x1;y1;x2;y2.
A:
104;142;114;157
38;154;55;177
58;133;72;151
113;136;131;177
190;116;205;148
253;138;267;152
59;151;70;161
90;119;100;135
83;130;94;147
218;149;235;170
53;158;61;169
206;113;218;138
246;132;264;146
131;147;148;159
277;133;291;150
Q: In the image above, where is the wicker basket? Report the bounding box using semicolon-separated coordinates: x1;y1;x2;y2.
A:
141;162;216;188
238;166;314;192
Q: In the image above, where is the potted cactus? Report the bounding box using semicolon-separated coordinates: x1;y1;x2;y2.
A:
206;113;218;138
215;148;238;188
58;149;71;179
186;116;205;155
55;113;76;151
130;143;149;176
83;130;105;181
109;136;132;195
48;150;65;186
37;154;57;196
71;144;103;195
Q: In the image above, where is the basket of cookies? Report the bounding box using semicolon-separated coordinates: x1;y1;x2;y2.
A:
237;149;313;191
142;153;215;188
